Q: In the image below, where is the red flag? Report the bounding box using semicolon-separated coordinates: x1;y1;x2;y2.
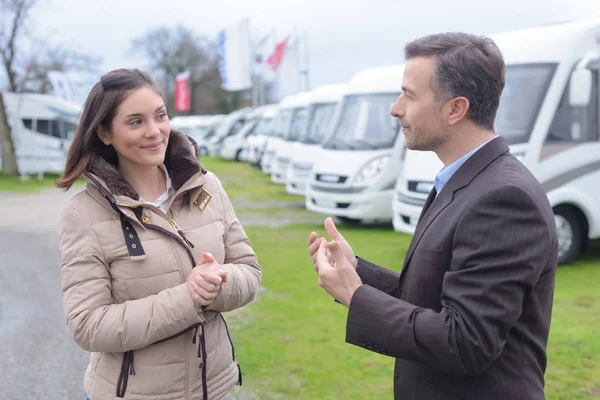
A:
267;36;289;71
174;71;190;112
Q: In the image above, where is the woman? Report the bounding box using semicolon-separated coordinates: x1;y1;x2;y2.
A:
56;69;261;400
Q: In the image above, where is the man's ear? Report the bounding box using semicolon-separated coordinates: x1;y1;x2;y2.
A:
446;96;470;126
97;126;111;145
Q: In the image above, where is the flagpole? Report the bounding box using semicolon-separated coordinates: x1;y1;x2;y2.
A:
303;29;310;91
296;27;302;93
248;18;258;109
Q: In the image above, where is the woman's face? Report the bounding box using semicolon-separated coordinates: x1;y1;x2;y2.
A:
99;86;170;169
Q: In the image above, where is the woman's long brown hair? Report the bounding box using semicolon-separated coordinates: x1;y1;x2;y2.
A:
56;69;162;190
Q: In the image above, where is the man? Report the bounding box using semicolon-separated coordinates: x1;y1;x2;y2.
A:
308;32;557;400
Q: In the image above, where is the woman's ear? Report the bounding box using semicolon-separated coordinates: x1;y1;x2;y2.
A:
97;126;111;145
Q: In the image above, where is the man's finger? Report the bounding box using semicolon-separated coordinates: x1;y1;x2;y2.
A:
316;240;333;272
327;241;348;268
308;237;324;257
308;232;317;246
324;217;344;241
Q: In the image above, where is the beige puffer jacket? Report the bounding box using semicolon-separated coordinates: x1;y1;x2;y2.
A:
59;132;261;400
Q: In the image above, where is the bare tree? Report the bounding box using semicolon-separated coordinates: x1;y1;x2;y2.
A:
0;0;35;175
131;25;249;115
0;0;99;175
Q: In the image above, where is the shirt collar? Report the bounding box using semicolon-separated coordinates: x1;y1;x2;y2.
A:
435;137;497;193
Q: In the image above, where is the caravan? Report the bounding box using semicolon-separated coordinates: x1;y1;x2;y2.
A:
286;83;347;195
242;105;279;164
170;115;225;156
1;92;81;174
270;91;313;184
393;19;600;265
305;65;404;223
261;94;299;174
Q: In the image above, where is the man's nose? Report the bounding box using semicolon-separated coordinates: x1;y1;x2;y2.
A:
390;96;403;118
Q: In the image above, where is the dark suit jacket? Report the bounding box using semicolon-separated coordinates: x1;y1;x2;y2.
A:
347;137;558;400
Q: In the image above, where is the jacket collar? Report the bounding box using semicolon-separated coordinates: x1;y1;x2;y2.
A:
84;131;207;202
399;136;510;276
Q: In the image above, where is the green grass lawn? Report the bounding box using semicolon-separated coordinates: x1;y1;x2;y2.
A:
202;157;600;400
0;173;64;192
4;157;598;398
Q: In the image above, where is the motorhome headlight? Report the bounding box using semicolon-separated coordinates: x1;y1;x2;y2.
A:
353;155;391;186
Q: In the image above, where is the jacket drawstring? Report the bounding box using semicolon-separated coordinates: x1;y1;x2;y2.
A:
116;350;135;398
197;323;209;400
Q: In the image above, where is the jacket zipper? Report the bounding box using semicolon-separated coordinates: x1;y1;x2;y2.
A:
219;314;242;386
170;219;195;248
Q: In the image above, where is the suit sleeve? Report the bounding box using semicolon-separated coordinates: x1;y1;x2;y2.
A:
355;257;401;298
345;185;554;376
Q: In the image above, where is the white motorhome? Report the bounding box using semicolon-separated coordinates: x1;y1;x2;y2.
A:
242;105;279;164
261;94;298;174
206;107;251;156
220;105;277;161
393;19;600;265
286;83;347;195
270;91;313;184
170;115;225;156
1;92;81;175
305;65;404;223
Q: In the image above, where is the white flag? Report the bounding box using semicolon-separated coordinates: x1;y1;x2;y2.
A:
274;35;301;99
218;19;252;91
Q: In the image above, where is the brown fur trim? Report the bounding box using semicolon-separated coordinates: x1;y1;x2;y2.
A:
86;130;206;199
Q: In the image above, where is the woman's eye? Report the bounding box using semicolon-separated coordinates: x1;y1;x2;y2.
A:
157;113;167;120
130;119;142;126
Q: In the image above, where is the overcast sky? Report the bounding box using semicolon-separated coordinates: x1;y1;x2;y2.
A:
28;0;600;100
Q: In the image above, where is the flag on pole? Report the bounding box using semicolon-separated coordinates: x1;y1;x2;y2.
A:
218;19;252;91
174;71;191;112
267;36;289;71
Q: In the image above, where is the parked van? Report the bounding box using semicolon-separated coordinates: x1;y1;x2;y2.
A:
261;94;298;174
286;83;347;195
1;92;81;174
242;105;279;165
220;105;277;161
270;91;313;184
206;108;251;156
305;65;404;223
170;115;225;156
393;19;600;265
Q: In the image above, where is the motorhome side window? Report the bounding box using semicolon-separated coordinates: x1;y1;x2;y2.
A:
24;118;76;139
547;69;599;143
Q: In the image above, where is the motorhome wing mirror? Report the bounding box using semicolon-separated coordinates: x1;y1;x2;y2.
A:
569;69;593;107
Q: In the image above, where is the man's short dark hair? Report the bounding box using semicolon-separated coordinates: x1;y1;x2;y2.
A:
405;32;505;130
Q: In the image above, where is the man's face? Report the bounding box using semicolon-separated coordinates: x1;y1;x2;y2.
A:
390;56;450;152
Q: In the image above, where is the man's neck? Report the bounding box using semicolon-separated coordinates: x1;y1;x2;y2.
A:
118;160;166;201
436;128;496;168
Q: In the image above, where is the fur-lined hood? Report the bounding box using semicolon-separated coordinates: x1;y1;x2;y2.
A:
84;131;206;201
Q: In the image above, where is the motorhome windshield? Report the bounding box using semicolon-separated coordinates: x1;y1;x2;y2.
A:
495;63;557;145
286;107;308;141
300;103;337;145
322;93;400;150
253;116;274;137
271;109;293;138
185;126;208;139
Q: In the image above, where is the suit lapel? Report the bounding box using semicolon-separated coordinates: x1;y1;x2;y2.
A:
398;137;511;286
